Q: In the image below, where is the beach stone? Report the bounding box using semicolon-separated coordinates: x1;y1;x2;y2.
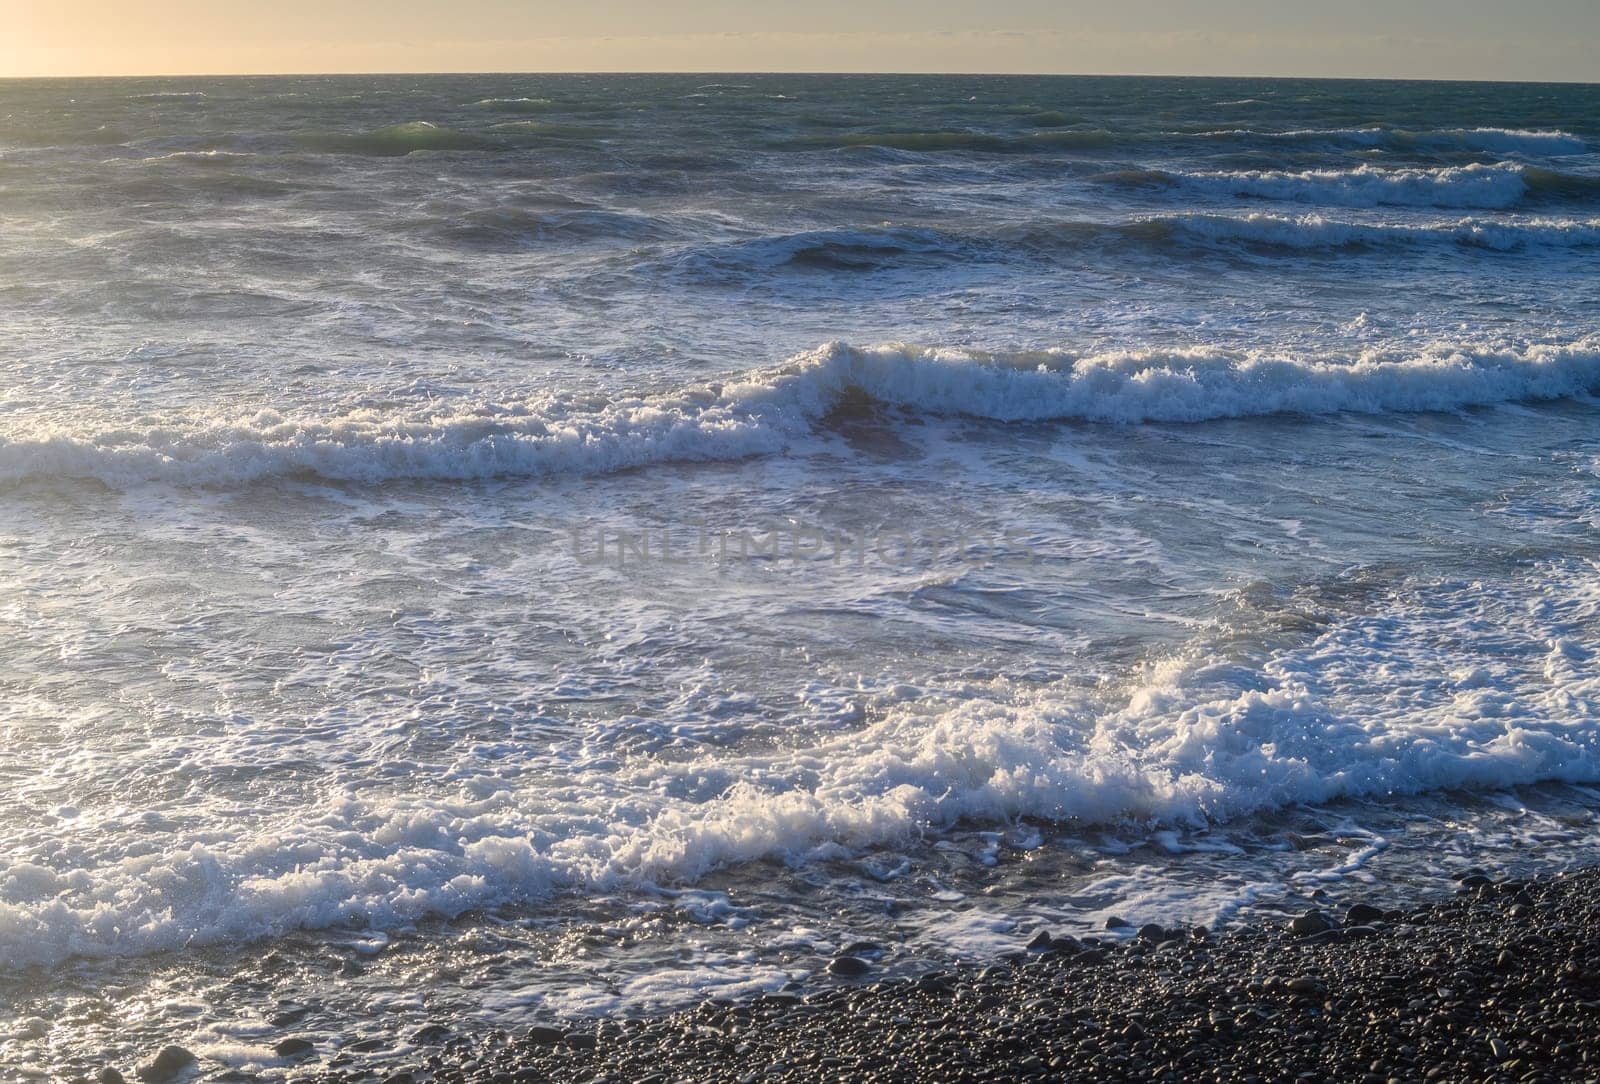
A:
135;1047;196;1082
274;1037;315;1058
1026;929;1054;950
411;1024;452;1045
1346;903;1385;925
1105;916;1131;930
524;1025;566;1044
97;1071;125;1084
566;1033;598;1050
1286;976;1326;998
1136;923;1166;942
1289;911;1333;937
829;955;871;977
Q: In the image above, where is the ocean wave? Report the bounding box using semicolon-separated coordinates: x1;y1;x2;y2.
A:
787;129;1117;153
783;125;1589;158
2;556;1595;969
137;149;256;165
1431;127;1590;154
435;206;678;249
471;97;555;112
1113;163;1540;210
1190;126;1588;155
651;226;986;277
5;338;1600;489
1021;111;1084;127
487;120;614;138
295;121;496;157
1152;212;1600;252
0;125;131;149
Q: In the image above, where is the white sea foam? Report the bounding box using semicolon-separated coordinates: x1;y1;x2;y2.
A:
1173;163;1534;209
1434;127;1589;154
5;337;1600;489
1160;212;1600;251
1194;126;1587;155
2;558;1595;969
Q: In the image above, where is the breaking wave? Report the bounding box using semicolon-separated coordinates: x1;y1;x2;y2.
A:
5;338;1600;489
1190;126;1588;155
1126;162;1536;211
1153;212;1600;252
2;555;1596;968
1108;163;1566;210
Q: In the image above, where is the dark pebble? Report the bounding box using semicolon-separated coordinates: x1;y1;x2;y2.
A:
1104;916;1131;929
361;866;1600;1084
828;955;871;977
135;1046;196;1083
1286;976;1326;998
1289;910;1333;937
1345;903;1385;925
273;1037;315;1059
97;1071;126;1084
524;1025;567;1044
1136;923;1166;942
411;1024;452;1045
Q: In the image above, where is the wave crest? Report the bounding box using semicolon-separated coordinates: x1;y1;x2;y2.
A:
5;339;1600;489
1151;212;1600;252
1192;126;1587;155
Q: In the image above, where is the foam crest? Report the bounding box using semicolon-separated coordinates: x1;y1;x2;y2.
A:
1195;126;1587;154
1172;163;1534;209
1159;212;1600;251
5;338;1600;488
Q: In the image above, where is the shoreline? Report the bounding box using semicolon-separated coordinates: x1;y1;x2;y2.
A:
304;865;1600;1083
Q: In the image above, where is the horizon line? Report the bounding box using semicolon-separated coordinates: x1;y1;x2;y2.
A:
3;69;1600;87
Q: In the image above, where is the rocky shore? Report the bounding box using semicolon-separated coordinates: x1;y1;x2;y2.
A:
110;867;1600;1084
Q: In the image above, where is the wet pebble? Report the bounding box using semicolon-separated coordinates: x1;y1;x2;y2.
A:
134;1047;195;1083
828;955;871;977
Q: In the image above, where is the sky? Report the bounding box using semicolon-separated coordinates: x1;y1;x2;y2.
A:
3;1;1599;81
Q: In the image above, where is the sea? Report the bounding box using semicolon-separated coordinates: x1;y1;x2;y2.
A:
1;73;1598;1077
